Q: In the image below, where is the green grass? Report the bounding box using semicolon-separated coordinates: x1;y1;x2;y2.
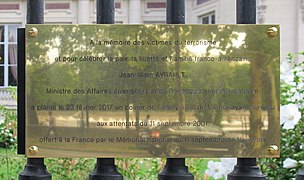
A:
0;148;26;180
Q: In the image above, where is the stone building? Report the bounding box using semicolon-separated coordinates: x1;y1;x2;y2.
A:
0;0;303;108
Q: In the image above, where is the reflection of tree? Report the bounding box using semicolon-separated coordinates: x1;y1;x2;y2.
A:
26;26;60;125
264;59;279;145
174;27;186;122
249;53;263;151
26;25;280;145
185;25;279;154
189;61;232;125
236;26;279;152
107;25;174;126
186;25;241;126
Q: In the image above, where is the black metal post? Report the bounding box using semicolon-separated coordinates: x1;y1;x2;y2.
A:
89;158;123;180
236;0;256;24
19;158;51;180
89;1;123;179
297;169;304;180
19;1;51;179
166;0;185;24
159;2;193;179
158;158;193;180
228;158;265;179
228;0;266;180
228;1;265;179
96;0;115;24
26;0;44;24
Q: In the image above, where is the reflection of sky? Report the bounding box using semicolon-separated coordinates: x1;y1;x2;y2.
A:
46;37;60;64
231;32;246;48
47;48;58;64
186;32;246;56
46;26;248;64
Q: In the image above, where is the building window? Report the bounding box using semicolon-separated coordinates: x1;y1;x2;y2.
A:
200;13;215;24
115;2;121;9
197;0;211;5
0;3;20;10
143;21;166;24
147;2;166;9
45;2;70;10
0;24;20;87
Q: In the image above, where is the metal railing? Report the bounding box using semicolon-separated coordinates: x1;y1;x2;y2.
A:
0;88;17;109
17;0;304;179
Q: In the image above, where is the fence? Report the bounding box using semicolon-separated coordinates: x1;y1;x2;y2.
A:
16;0;304;179
0;88;17;109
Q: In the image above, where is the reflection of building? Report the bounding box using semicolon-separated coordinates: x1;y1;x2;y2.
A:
0;0;303;108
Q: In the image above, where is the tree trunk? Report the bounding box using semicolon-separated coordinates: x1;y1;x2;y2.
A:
265;61;280;145
249;57;263;152
174;27;185;122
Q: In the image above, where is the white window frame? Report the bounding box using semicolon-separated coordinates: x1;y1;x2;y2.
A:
0;24;20;87
200;12;215;24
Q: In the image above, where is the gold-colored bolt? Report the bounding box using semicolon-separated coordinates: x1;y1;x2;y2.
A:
267;27;278;38
29;145;39;154
28;27;38;37
268;145;279;155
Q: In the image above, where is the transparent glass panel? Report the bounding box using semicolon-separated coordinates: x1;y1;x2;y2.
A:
211;14;215;24
0;26;4;42
8;44;17;65
8;65;17;86
0;45;4;64
25;24;280;158
8;25;19;42
0;66;4;86
202;17;209;24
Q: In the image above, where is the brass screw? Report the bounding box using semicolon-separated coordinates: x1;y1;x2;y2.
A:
29;145;39;154
29;27;38;37
267;27;278;38
268;145;279;155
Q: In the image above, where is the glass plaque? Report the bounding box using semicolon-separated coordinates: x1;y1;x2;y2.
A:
25;24;280;157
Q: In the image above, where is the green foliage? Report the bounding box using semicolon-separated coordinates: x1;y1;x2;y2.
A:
45;158;95;180
187;158;219;180
116;158;165;179
260;121;304;179
0;148;26;180
259;52;304;179
0;106;17;148
0;87;17;148
0;87;19;179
